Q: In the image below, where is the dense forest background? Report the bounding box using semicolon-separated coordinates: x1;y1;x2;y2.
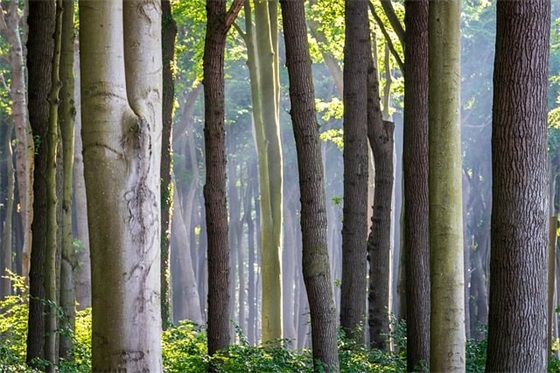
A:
0;0;558;371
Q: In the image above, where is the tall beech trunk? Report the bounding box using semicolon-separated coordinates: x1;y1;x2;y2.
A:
72;60;91;310
26;0;56;364
242;0;284;342
281;0;339;369
80;0;164;369
428;0;465;370
58;0;76;359
203;0;243;364
403;0;430;368
486;1;550;371
340;0;369;341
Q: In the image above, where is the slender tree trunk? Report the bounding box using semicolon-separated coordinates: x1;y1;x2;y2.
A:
1;121;15;298
72;58;91;309
43;2;63;366
58;0;76;359
171;192;203;324
26;0;56;365
281;0;339;369
246;0;284;343
366;45;394;351
340;0;369;341
402;2;430;367
0;0;34;280
80;0;164;369
161;0;177;330
486;1;550;370
203;0;243;363
428;0;465;370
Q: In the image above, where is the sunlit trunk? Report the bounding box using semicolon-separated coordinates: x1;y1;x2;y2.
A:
80;0;163;369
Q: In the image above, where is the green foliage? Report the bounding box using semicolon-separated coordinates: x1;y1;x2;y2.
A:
162;320;208;372
320;129;344;151
1;276;554;373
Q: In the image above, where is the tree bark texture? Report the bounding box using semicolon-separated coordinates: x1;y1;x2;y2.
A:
203;0;243;361
403;0;430;369
428;0;465;370
366;47;394;351
340;0;369;341
280;0;340;370
80;0;163;369
26;0;55;364
486;1;550;371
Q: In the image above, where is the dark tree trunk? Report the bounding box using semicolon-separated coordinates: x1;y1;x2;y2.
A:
280;0;340;369
161;0;177;330
26;0;56;365
340;0;369;341
403;0;430;368
403;0;430;371
203;0;242;364
486;1;550;371
366;47;394;351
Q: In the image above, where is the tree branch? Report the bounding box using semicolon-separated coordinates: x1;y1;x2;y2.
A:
378;0;404;46
224;0;244;29
369;2;404;72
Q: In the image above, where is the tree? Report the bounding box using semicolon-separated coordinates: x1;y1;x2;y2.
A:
280;0;339;369
428;0;465;370
340;0;369;341
58;0;77;359
79;0;164;369
26;0;55;365
240;0;284;342
486;0;551;371
366;37;394;351
161;0;178;330
203;0;243;365
403;0;430;369
0;0;33;281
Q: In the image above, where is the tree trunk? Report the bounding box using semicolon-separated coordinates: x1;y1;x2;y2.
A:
161;0;177;330
244;0;284;343
171;192;203;324
203;0;243;363
26;0;56;364
0;0;33;281
1;121;15;299
366;45;394;351
428;0;465;370
72;56;91;309
281;0;340;369
486;1;550;371
79;0;164;369
402;1;430;366
58;0;76;359
340;0;369;342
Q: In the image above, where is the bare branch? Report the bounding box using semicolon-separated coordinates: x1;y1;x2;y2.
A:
378;0;404;46
369;2;404;72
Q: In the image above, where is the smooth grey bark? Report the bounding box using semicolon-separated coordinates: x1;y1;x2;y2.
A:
428;0;465;370
80;0;164;369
